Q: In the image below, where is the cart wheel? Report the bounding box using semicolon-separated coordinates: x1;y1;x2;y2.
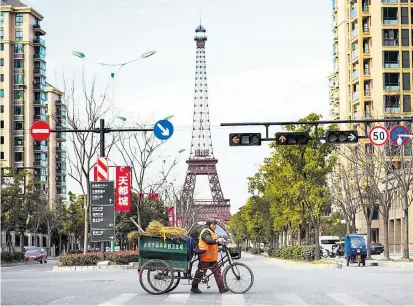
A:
139;260;174;295
165;274;181;293
346;258;350;266
223;262;254;294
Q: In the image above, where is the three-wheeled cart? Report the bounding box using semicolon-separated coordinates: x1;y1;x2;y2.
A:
137;236;254;294
344;234;367;267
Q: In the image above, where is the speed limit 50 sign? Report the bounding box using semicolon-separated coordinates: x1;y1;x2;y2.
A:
369;126;389;146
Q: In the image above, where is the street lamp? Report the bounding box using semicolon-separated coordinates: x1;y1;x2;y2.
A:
71;50;156;68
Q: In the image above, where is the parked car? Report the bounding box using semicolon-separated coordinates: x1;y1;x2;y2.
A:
370;242;384;255
24;247;47;263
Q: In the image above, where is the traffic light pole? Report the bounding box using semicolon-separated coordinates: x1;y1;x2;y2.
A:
50;118;152;256
222;117;413;141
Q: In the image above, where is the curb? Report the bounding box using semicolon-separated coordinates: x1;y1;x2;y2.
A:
1;261;39;267
264;257;337;269
53;263;139;272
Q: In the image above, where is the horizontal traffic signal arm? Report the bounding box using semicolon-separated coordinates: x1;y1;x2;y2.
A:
221;118;413;143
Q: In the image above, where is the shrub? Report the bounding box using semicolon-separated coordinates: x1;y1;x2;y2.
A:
58;251;139;266
271;245;316;261
105;251;139;265
1;251;24;262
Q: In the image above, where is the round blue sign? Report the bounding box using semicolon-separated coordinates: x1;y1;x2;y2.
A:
390;125;410;145
153;119;174;141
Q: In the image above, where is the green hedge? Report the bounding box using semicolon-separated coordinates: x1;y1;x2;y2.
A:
1;251;24;262
271;246;316;261
58;250;139;266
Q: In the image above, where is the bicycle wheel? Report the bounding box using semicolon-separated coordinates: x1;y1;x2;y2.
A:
139;260;174;295
223;262;254;294
165;272;181;293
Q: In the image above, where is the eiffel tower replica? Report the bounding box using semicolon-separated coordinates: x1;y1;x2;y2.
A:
180;23;231;228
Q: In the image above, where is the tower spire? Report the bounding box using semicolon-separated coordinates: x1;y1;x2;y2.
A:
179;23;231;228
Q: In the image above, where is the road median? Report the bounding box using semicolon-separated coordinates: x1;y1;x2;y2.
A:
53;261;139;272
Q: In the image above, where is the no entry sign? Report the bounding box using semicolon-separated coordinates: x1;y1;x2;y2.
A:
30;120;51;142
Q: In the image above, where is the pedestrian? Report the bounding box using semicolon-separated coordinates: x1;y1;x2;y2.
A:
191;219;228;294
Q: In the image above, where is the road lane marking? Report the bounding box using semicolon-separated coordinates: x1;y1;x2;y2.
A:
99;293;137;305
276;292;308;305
47;295;76;305
222;293;246;304
164;293;191;303
327;292;367;305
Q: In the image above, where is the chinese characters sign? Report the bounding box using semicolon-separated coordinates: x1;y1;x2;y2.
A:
115;166;131;212
143;241;184;250
167;207;175;227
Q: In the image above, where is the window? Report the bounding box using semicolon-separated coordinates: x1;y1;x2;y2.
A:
14;90;23;100
0;43;3;51
0;89;4;98
403;73;411;90
383;51;399;68
14;44;23;53
14;106;23;115
15;14;23;26
401;7;409;24
0;136;3;145
0;105;3;113
15;29;23;41
402;51;410;68
14;74;24;85
14;59;23;69
402;29;409;46
0;12;3;24
403;95;411;112
0;120;4;128
0;27;3;40
383;29;399;46
14;121;23;130
14;152;23;162
0;152;4;160
0;58;3;66
14;137;23;146
382;7;398;24
0;74;3;82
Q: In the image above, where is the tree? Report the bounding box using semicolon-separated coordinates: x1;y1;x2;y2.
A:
42;197;65;252
61;192;85;251
115;124;178;227
320;211;346;237
60;73;121;254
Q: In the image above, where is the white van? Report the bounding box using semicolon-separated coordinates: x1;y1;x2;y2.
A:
319;236;341;253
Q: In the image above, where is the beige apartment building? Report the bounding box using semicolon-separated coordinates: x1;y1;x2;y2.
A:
329;0;413;252
0;0;67;208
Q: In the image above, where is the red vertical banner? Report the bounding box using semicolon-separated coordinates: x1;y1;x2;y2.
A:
176;216;183;227
115;166;131;212
167;207;175;227
93;166;97;181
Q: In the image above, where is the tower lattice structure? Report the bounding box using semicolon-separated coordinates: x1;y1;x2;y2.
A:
180;24;231;227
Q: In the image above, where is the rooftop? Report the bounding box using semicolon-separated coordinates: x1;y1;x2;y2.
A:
1;0;27;7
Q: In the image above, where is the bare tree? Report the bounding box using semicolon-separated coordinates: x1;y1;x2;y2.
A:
60;72;121;254
115;122;179;226
42;197;64;253
330;161;361;234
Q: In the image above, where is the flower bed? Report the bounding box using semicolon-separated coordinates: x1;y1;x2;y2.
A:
269;246;316;261
58;250;139;267
1;251;24;263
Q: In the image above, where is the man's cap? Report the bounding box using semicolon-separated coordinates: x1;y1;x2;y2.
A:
206;219;218;226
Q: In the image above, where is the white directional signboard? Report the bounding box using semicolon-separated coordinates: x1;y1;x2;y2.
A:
369;126;389;146
90;181;115;242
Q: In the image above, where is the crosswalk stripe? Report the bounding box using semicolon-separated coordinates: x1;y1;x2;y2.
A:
164;293;191;303
99;293;137;305
276;292;308;305
222;293;246;304
327;292;367;305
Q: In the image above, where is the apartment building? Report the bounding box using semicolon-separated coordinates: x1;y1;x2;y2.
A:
0;0;67;208
329;0;413;252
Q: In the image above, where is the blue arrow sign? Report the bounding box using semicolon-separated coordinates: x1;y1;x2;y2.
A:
390;125;410;145
153;119;174;141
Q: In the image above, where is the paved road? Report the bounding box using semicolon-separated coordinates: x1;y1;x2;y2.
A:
2;254;413;305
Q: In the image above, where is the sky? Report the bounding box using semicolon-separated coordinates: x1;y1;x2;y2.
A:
25;0;332;214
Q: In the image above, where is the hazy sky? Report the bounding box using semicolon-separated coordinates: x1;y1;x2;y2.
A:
26;0;332;214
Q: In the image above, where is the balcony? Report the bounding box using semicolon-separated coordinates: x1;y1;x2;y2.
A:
382;0;398;3
362;5;369;13
33;144;48;152
352;50;359;59
33;99;46;107
34;68;46;76
56;168;67;175
56;132;67;141
351;29;358;39
34;83;46;91
383;17;398;25
56;109;67;117
13;130;24;136
352;70;360;80
363;24;369;33
384;84;400;91
14;53;24;59
385;106;401;113
56;143;66;151
364;68;371;76
384;62;399;69
56;120;66;128
33;24;46;35
353;91;360;100
350;8;357;18
14;68;24;74
353;112;360;120
383;39;398;47
34;160;47;168
33;37;46;47
365;88;371;96
33;113;46;121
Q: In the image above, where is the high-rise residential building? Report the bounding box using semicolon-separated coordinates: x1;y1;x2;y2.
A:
329;0;413;252
0;0;67;208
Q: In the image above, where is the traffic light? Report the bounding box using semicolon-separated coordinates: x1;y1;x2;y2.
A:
325;131;358;144
229;133;261;146
276;132;309;145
